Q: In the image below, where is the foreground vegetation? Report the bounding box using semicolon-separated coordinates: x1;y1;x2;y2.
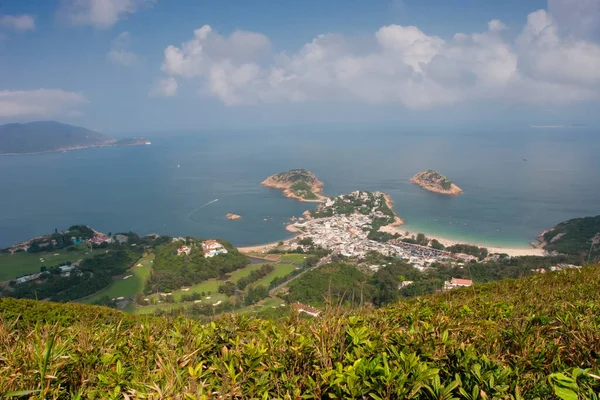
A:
1;265;599;398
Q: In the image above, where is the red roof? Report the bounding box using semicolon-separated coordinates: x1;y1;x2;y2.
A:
451;278;472;286
291;302;320;314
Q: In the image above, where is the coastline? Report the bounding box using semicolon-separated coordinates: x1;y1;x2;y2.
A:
379;225;544;257
261;173;327;203
0;142;150;156
236;191;545;258
237;225;302;254
409;178;463;196
241;224;545;258
382;193;405;225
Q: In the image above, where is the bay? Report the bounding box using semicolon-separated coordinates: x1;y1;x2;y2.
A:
1;126;599;249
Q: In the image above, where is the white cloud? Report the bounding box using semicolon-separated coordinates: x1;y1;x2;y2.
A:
488;19;507;32
548;0;600;39
59;0;154;29
107;31;138;66
151;77;178;97
0;89;88;118
156;4;600;108
0;14;35;32
518;10;600;87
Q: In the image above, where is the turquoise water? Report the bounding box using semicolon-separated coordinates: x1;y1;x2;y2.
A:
1;126;599;249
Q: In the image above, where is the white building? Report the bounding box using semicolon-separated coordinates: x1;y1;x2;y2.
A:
177;245;191;256
443;277;473;291
202;240;228;258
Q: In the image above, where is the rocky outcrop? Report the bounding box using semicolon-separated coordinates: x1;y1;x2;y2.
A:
410;170;463;196
261;169;326;202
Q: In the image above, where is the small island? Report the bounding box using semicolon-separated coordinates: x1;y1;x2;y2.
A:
261;169;326;202
226;213;242;220
410;170;463;196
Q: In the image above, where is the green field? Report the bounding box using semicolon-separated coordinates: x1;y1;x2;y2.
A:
143;263;267;303
279;253;307;264
135;292;230;314
0;246;102;282
79;254;153;304
229;263;264;282
235;296;287;315
252;264;297;288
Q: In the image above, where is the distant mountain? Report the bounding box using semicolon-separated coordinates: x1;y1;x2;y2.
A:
0;121;125;154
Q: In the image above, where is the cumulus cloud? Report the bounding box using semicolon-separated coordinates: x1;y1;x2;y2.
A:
0;89;89;118
151;77;178;97
548;0;600;40
0;14;35;32
107;31;138;66
156;4;600;108
59;0;154;29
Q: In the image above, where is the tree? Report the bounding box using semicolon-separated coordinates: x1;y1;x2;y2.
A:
416;233;428;246
431;239;445;250
218;281;236;297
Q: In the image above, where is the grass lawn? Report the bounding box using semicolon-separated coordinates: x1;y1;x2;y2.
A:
135;293;230;314
229;264;264;282
79;254;153;304
251;264;297;288
235;296;286;315
279;253;308;264
142;279;221;304
0;245;102;282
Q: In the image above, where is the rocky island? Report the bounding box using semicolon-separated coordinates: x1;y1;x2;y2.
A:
410;170;463;196
261;169;326;202
226;213;242;220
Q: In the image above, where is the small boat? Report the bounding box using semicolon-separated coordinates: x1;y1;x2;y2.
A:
177;164;181;168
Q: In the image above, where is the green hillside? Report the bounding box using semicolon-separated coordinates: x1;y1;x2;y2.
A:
541;215;600;261
0;121;112;154
2;266;600;398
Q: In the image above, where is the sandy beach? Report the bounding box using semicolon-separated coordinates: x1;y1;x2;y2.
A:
237;190;545;258
379;225;544;257
236;241;282;253
237;225;301;254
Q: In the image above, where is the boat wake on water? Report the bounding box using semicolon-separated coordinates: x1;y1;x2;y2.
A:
188;199;219;220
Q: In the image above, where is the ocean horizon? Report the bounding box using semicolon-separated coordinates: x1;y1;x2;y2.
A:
1;126;599;249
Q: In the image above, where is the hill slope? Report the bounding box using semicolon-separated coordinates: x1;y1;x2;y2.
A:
1;266;599;398
0;121;115;154
539;215;600;261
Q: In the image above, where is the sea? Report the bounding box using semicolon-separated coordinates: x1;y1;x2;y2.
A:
1;126;599;249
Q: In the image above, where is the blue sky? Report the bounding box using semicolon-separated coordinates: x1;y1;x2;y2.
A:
0;0;599;135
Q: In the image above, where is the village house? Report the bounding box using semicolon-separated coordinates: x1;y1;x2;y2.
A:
14;272;43;285
398;280;414;289
443;277;473;291
202;240;228;258
89;235;112;245
291;302;321;317
114;234;129;244
58;265;75;276
177;245;191;256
